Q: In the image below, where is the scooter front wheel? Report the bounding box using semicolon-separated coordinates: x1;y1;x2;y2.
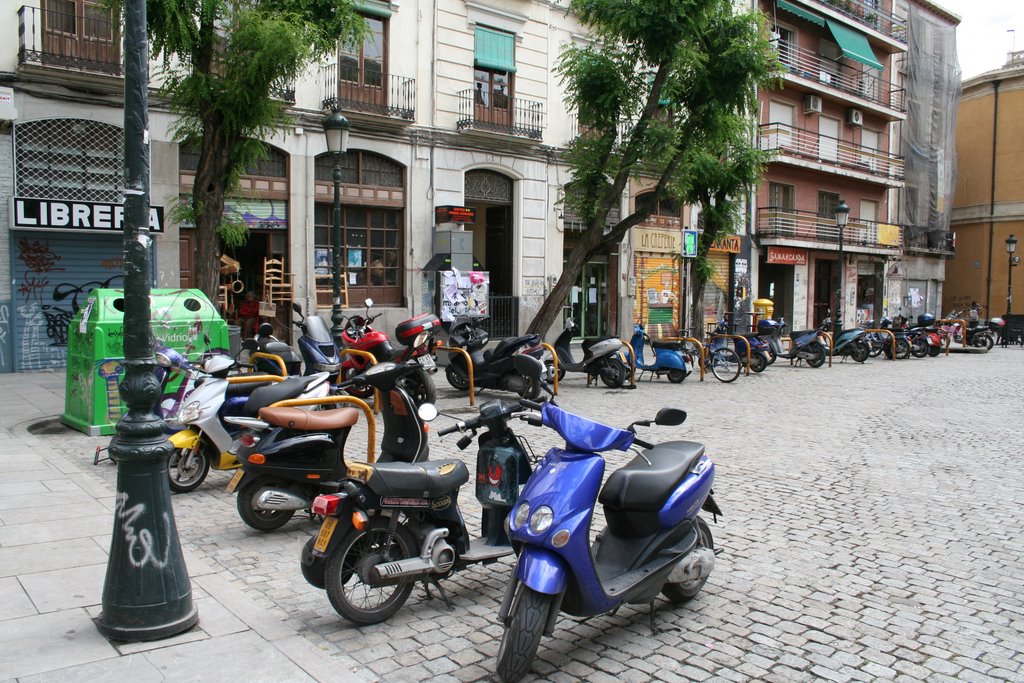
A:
496;585;553;683
662;517;714;603
324;516;416;625
168;443;212;493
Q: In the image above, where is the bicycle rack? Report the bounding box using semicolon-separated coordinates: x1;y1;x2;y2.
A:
936;318;968;354
708;334;752;376
660;337;705;382
616;339;637;388
435;345;475;407
817;332;833;368
337;349;381;414
540;343;559;395
862;329;897;360
226;374;284;384
248;352;288;376
268;395;376;463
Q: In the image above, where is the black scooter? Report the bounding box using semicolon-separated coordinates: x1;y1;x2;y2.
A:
299;370;537;625
755;317;828;368
444;316;544;399
224;360;436;531
251;322;304;375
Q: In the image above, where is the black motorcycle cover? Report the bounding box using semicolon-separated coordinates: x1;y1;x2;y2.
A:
475;432;531;508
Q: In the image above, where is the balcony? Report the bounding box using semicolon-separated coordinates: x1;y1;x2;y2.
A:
269;80;295;104
318;63;415;121
903;225;955;257
457;90;544;140
807;0;906;45
18;4;121;77
759;123;904;185
757;207;902;252
776;41;904;115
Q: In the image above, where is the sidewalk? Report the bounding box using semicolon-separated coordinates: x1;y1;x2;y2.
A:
0;371;367;682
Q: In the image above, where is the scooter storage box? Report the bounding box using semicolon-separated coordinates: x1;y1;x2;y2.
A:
917;314;935;326
757;319;781;334
395;313;440;346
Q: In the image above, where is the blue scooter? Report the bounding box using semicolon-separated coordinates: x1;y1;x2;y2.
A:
494;358;720;682
629;323;690;383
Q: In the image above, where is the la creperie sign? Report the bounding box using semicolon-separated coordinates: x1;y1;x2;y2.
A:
12;197;165;233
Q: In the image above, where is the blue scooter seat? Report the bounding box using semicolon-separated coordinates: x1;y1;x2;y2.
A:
365;459;470;498
599;440;705;512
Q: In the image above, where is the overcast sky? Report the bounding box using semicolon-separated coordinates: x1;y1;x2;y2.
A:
934;1;1024;79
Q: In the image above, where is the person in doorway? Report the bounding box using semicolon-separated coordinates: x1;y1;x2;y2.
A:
238;291;260;338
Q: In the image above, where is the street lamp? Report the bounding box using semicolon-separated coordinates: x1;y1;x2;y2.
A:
322;109;351;345
1007;234;1019;317
834;199;850;337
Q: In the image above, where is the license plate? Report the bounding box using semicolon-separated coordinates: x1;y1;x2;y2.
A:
313;516;339;552
418;354;436;369
226;469;245;493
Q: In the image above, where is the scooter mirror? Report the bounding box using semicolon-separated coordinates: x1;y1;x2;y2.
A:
653;407;687;426
242;338;259;352
154;351;172;368
364;298;374;308
292;302;303;315
512;354;544;380
417;402;439;422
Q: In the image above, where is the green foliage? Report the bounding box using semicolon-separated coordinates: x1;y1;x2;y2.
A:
166;197;248;248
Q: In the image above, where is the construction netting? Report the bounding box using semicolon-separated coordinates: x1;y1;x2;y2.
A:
900;5;961;251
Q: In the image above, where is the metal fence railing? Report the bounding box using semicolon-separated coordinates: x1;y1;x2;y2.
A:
457;90;544;140
757;207;903;250
759;123;904;182
776;40;905;113
485;296;520;339
18;4;122;76
318;63;415;120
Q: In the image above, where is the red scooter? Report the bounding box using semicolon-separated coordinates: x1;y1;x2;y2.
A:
340;298;440;404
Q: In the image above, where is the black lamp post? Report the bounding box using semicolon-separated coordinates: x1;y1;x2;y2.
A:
322;109;351;345
834;199;850;337
1007;234;1019;316
95;0;197;641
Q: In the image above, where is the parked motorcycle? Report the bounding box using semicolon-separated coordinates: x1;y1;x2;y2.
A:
161;343;332;493
876;316;911;359
493;358;720;682
755;317;827;368
906;314;942;358
292;302;341;375
822;314;869;363
944;310;996;351
251;322;304;375
551;317;630;387
712;320;770;373
299;364;538;625
444;316;545;399
629;324;690;383
340;298;440;404
225;360;434;531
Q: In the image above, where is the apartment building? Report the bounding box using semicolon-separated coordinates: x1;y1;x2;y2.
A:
751;0;959;331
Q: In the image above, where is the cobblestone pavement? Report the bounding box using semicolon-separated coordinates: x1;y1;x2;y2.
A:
27;346;1024;682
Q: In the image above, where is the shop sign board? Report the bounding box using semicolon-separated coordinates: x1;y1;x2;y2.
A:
435;205;476;224
710;235;741;253
12;197;164;233
632;227;680;254
682;229;698;258
766;246;808;266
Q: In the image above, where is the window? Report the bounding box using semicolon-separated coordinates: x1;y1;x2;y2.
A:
314;151;403;187
636;191;681;217
768;183;795;209
474;27;516;125
14;118;123;203
340;15;386;88
817;191;841;217
773;25;796;67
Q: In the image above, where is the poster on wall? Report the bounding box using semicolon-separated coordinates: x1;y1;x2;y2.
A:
439;269;489;322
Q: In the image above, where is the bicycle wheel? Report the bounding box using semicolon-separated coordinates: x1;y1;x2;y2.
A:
708;348;740;383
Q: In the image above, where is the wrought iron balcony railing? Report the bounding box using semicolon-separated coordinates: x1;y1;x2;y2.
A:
457;90;544;140
318;63;415;120
903;225;955;256
776;40;904;113
759;123;904;182
757;207;903;250
811;0;907;44
18;4;122;77
269;80;295;103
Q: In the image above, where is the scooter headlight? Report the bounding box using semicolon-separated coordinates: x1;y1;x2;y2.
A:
174;401;202;424
513;502;531;529
529;506;553;533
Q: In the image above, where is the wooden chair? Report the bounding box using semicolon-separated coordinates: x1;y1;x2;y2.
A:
262;257;293;306
315;272;348;309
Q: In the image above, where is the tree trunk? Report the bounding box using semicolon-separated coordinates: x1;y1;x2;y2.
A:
191;127;233;305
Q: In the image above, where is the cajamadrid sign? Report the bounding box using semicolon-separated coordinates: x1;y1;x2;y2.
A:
11;197;165;233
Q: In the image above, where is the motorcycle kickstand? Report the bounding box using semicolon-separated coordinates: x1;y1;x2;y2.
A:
420;576;455;611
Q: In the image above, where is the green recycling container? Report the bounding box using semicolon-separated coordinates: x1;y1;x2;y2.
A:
62;289;229;436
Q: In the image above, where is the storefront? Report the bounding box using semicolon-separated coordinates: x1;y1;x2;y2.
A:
631;225;683;338
759;246;807;326
702;235;741;332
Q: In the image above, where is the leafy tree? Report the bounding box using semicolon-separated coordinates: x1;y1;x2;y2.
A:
528;0;779;337
143;0;364;301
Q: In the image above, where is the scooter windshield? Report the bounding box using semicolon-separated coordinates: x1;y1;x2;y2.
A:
541;403;635;453
304;315;335;344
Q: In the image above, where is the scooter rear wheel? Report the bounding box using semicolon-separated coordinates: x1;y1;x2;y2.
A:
662;517;714;603
496;585;552;683
748;352;767;374
599;357;629;388
445;364;470;391
324;517;416;625
236;479;296;531
667;368;687;383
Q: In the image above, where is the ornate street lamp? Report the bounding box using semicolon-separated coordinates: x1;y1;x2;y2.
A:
1007;234;1019;317
834;199;850;338
322;109;351;345
95;0;197;641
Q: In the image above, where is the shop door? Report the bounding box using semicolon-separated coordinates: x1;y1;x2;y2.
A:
574;261;608;338
813;258;835;327
179;231;194;289
758;262;792;324
485;206;512;295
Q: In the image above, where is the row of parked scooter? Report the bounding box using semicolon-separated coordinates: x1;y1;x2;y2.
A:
153;312;719;682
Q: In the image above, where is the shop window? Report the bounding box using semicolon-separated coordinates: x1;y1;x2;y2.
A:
14;118;123;202
314;205;402;305
635;191;681;217
315;150;402;187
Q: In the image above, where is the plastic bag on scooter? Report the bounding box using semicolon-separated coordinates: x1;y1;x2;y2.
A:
475;433;531;507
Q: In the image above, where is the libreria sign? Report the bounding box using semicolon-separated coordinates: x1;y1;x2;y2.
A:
12;197;164;233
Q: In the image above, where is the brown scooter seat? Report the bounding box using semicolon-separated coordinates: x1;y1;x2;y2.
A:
366;459;470;498
257;406;360;430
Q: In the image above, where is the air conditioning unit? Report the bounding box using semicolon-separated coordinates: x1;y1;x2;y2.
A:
847;108;864;126
803;94;823;114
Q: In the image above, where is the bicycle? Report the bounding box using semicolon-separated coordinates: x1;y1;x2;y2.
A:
681;337;741;383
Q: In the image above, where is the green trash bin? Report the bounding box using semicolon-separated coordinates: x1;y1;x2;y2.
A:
62;288;229;436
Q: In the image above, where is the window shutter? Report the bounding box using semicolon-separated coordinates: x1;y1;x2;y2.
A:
474;27;516;73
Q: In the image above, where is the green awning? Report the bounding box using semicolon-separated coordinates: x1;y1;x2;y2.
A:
776;0;824;27
474;26;517;73
826;19;883;70
355;1;392;18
